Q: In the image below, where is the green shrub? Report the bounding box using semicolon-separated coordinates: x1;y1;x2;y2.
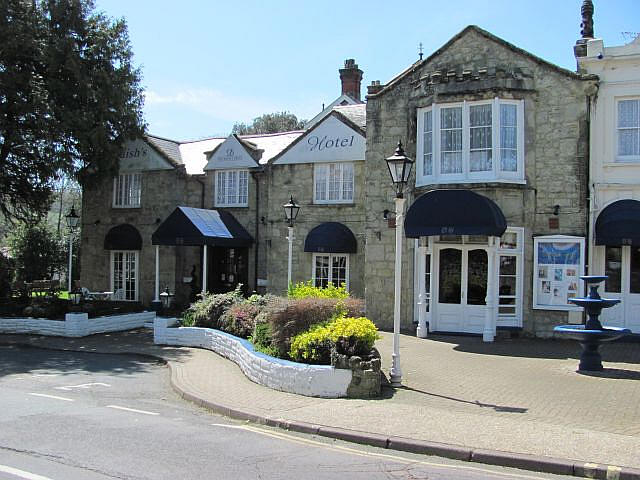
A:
219;302;260;338
265;296;364;358
184;285;244;329
287;281;349;299
250;322;279;357
180;312;196;327
289;316;379;364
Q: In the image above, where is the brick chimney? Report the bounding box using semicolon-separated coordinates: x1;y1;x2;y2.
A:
339;59;363;102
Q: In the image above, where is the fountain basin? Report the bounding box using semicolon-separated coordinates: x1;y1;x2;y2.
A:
554;325;631;371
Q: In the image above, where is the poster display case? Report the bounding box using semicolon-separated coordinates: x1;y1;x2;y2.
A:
533;235;585;310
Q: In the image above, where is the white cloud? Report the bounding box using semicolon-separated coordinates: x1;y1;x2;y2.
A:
144;88;282;124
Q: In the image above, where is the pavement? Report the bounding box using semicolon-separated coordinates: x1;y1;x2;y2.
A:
2;329;640;479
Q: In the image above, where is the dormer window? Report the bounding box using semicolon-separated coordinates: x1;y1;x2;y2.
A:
416;99;524;185
215;169;249;207
113;172;141;208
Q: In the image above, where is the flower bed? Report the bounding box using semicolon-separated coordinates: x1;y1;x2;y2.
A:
0;311;155;337
154;317;381;398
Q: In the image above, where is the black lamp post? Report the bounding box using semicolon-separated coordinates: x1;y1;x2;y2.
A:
283;195;300;288
385;141;413;387
65;205;80;293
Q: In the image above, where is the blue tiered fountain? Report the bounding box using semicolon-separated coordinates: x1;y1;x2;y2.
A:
554;276;631;371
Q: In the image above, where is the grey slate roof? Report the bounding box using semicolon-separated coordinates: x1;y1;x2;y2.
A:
145;134;183;167
333;104;366;129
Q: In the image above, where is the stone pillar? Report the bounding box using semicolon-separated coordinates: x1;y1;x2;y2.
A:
416;236;428;338
483;236;498;342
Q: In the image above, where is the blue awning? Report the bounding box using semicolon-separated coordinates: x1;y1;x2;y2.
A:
104;224;142;250
405;190;507;238
152;207;253;247
304;222;357;253
595;200;640;246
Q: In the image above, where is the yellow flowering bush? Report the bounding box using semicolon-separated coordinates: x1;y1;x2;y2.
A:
289;316;380;364
287;280;349;299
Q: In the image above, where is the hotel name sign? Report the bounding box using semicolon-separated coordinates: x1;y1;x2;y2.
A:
307;134;355;152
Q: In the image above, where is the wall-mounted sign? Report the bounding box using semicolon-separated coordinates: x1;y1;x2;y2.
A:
204;136;258;170
274;115;365;165
119;138;173;171
221;148;244;162
533;235;585;311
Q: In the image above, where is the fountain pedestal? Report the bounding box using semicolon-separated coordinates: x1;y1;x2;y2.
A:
553;276;631;371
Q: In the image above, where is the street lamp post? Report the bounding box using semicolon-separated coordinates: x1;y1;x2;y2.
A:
385;141;414;387
65;205;80;293
283;195;300;289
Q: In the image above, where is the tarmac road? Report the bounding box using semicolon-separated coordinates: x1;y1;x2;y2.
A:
0;345;577;480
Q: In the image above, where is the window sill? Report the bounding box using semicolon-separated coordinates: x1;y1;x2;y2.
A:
112;205;141;209
414;179;527;189
312;201;355;206
214;204;249;208
604;160;640;167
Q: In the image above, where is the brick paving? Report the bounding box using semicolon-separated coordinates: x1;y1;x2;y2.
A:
2;330;639;469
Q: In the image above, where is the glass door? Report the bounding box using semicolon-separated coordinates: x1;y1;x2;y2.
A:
603;246;640;332
435;247;488;333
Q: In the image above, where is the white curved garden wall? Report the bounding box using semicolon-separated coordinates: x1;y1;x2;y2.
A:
153;318;353;398
0;311;155;337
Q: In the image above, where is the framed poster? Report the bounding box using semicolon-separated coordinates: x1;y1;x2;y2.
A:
533;235;585;310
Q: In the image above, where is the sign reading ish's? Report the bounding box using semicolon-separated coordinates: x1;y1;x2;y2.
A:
308;135;355;152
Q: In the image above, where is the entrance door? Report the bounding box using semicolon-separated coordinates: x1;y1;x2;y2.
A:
435;247;488;333
208;247;249;294
602;246;640;332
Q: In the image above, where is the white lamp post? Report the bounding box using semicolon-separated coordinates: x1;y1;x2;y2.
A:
65;205;80;293
385;141;414;387
283;195;300;289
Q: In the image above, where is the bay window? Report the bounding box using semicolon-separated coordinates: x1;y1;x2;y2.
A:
617;99;640;161
215;169;249;207
314;162;354;204
416;99;524;185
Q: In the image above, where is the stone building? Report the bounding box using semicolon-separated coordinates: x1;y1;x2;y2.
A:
363;25;597;339
576;1;640;333
79;60;366;306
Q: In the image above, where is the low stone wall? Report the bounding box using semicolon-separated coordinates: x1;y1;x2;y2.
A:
154;318;356;398
0;311;155;337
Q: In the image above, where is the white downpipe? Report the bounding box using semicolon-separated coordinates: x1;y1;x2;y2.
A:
287;226;294;288
154;245;160;302
202;245;208;294
390;196;405;386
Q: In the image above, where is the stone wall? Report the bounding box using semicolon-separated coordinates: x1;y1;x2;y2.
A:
80;167;202;306
364;27;597;336
264;162;366;297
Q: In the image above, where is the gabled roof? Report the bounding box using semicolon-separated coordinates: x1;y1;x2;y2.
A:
145;134;183;168
306;93;363;128
270;108;365;165
368;25;594;98
333;104;366;131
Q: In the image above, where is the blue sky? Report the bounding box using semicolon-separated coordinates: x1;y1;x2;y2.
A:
94;0;639;141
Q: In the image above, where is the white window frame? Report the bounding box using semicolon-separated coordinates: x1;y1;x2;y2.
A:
312;253;350;289
497;227;524;327
110;250;139;302
616;97;640;163
214;169;249;207
416;98;525;186
313;162;354;204
112;172;141;208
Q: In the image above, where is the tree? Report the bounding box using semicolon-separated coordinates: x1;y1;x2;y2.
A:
0;0;145;222
8;223;65;283
232;112;305;135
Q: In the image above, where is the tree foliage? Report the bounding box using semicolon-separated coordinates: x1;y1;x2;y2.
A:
232;112;305;135
0;0;145;222
8;222;66;283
